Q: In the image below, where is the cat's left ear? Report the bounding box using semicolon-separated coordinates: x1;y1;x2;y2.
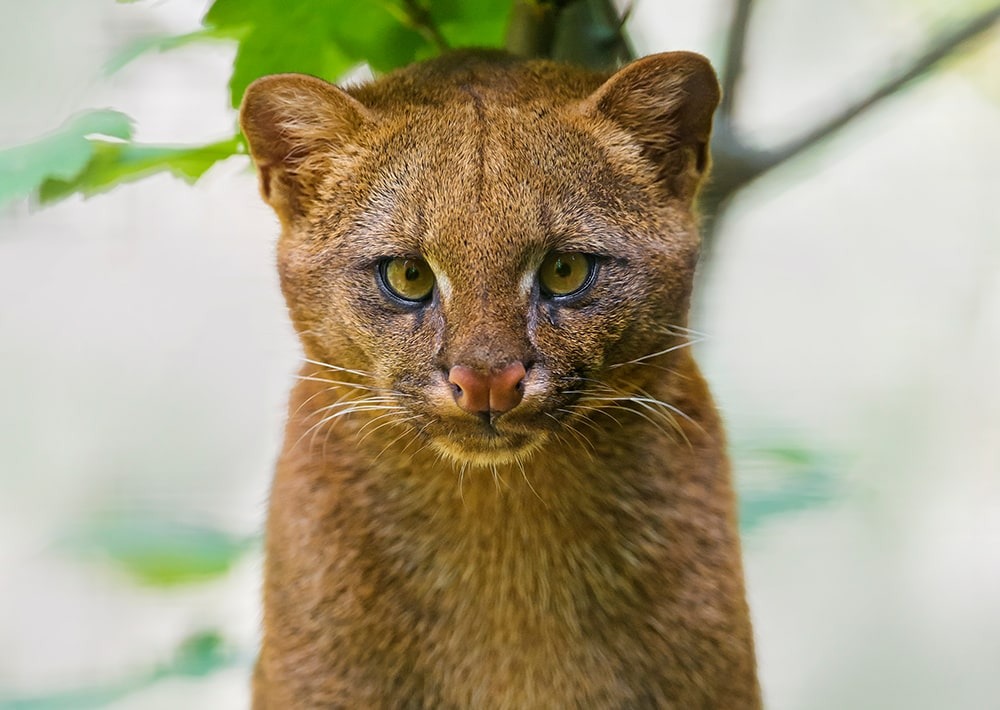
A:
581;52;720;202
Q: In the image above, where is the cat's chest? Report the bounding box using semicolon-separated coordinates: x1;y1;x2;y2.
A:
396;514;640;706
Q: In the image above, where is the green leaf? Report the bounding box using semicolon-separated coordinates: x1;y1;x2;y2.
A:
170;631;234;678
203;0;433;107
104;27;242;75
59;513;255;586
37;134;241;204
0;631;241;710
0;110;133;206
430;0;511;48
736;443;840;533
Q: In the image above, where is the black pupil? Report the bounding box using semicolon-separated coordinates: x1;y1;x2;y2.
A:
554;259;572;278
405;265;421;281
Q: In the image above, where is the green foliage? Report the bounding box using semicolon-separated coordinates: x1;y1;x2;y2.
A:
0;111;132;205
104;28;238;75
206;0;422;109
203;0;510;108
170;631;237;678
0;110;240;208
0;0;511;209
737;443;840;533
433;0;512;47
38;136;241;204
59;513;255;587
0;632;238;710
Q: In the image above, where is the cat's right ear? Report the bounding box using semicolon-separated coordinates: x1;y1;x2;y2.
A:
240;74;374;220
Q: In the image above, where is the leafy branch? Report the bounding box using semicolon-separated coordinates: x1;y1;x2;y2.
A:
1;0;997;242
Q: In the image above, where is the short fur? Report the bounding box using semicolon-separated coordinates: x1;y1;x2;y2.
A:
241;49;761;709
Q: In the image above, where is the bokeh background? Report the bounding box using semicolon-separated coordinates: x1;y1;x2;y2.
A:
1;0;998;708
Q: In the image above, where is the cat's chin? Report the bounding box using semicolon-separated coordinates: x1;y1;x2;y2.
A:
429;431;549;468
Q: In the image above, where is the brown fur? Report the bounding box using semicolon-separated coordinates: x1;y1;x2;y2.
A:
241;49;760;709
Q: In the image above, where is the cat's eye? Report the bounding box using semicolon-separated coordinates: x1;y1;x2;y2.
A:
538;252;596;298
379;257;436;303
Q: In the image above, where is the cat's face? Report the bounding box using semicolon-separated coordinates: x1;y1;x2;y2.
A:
241;52;719;466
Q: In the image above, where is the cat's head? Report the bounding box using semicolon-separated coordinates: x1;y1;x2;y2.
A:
240;51;719;466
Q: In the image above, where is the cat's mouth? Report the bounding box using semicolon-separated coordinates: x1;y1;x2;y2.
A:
429;426;548;466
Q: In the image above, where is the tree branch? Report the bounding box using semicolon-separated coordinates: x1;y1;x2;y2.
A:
757;4;1000;177
699;3;1000;282
719;0;755;119
505;0;574;58
551;0;634;69
505;0;631;68
400;0;450;53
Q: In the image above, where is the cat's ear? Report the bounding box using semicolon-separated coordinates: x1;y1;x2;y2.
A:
240;74;375;220
582;52;720;202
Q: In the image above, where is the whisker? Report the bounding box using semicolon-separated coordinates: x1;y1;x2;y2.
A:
490;462;509;494
514;455;546;506
295;400;407;452
606;337;704;369
646;322;708;340
545;412;597;461
564;375;699;446
373;421;422;462
301;357;377;380
313;397;402;417
595;402;676;440
583;395;694;426
556;407;604;439
291;385;345;419
295;374;410;397
357;411;415;445
399;421;433;457
632;386;701;430
563;398;625;428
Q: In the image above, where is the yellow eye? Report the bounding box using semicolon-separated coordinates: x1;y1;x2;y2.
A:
538;252;595;297
380;257;435;302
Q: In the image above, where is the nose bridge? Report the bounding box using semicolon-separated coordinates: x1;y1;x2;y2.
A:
440;280;532;372
429;174;536;372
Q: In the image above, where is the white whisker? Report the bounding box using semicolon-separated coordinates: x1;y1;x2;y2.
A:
606;336;704;369
514;455;545;506
302;357;377;380
295;374;410;397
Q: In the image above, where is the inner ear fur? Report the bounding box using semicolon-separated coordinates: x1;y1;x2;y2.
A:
239;74;374;219
584;52;721;201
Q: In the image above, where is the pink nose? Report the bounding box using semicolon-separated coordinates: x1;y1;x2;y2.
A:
448;361;527;414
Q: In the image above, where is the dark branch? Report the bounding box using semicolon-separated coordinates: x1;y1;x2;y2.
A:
757;4;1000;176
401;0;450;53
505;0;574;58
700;3;1000;275
505;0;631;69
719;0;755;119
551;0;634;69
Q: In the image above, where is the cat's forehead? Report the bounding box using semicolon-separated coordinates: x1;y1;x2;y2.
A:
346;103;650;262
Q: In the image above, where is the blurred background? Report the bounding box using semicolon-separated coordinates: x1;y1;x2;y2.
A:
1;0;998;708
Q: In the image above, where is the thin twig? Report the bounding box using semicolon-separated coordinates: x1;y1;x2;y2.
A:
719;0;755;119
698;3;1000;286
400;0;450;53
757;4;1000;176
